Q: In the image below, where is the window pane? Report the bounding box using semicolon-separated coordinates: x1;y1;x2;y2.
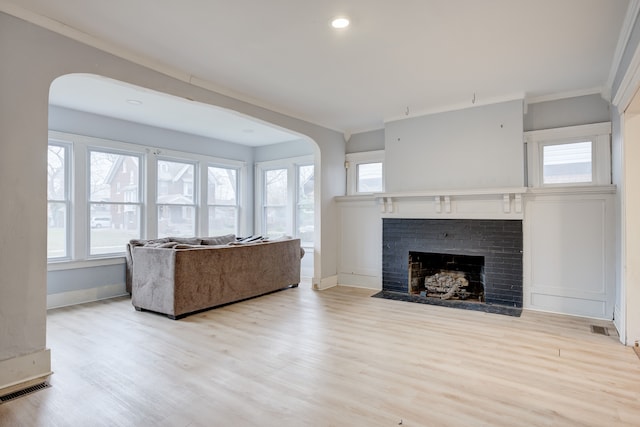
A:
265;206;287;238
48;144;66;200
265;169;287;205
48;202;67;258
357;162;383;192
543;142;592;184
90;206;141;255
158;205;195;237
208;166;237;205
208;206;237;236
90;151;139;202
157;160;194;204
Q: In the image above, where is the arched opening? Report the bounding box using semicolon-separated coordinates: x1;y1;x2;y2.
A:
46;73;321;308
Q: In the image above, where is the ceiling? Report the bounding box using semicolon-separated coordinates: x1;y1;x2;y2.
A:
3;0;634;142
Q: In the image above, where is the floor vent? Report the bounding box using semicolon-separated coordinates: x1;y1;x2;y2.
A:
590;325;609;336
0;382;50;404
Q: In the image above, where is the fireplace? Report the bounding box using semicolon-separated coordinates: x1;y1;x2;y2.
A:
383;219;523;311
408;252;485;301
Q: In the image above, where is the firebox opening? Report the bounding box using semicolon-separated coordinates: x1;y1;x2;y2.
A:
408;252;485;302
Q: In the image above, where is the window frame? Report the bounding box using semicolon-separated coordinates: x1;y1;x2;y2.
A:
156;157;198;238
525;122;611;188
206;163;241;236
87;146;144;257
345;150;385;195
47;140;72;261
255;155;314;241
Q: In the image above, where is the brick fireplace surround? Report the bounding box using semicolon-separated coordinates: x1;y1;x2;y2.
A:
380;218;523;316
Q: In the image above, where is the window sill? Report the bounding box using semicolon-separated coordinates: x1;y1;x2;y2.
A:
47;256;126;271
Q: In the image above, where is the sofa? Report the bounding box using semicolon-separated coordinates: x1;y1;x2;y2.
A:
128;236;304;319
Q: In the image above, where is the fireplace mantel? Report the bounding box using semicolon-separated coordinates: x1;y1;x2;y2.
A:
370;187;527;219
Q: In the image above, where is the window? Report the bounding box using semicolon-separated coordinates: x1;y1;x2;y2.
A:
47;141;70;259
47;130;246;265
256;156;314;242
297;164;314;245
88;149;142;255
346;150;385;195
542;141;592;184
525;123;611;188
357;162;383;192
157;159;196;237
264;168;288;238
207;166;238;235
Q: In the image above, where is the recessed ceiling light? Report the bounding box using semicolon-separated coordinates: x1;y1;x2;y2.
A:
331;17;350;29
126;99;143;105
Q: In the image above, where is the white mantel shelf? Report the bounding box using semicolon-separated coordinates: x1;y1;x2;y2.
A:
336;187;528;219
373;187;528;199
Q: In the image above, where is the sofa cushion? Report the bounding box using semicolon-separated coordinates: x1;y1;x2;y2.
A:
168;237;202;245
201;234;236;245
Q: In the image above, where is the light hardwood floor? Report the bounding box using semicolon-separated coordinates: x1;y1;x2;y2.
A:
1;282;639;426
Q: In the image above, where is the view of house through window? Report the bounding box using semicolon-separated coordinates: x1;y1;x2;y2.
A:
89;150;142;255
542;141;592;184
157;159;196;237
47;142;69;259
207;166;238;235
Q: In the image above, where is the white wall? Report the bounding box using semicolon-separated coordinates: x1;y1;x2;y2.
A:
0;11;345;390
384;100;524;192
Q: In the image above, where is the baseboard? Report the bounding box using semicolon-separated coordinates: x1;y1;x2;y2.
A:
313;275;338;290
47;282;127;309
337;273;381;290
0;349;52;397
613;304;625;344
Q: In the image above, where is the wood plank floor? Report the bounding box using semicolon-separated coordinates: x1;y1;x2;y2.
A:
1;282;639;426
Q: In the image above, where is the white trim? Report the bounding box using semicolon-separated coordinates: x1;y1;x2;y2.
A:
313;275;338;291
46;283;127;309
47;256;125;271
337;274;381;290
523;122;611;140
606;0;640;96
525;87;604;106
0;349;52;397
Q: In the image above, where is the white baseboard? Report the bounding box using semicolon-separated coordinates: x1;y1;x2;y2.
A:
47;282;127;309
337;273;381;290
0;349;52;397
313;275;338;290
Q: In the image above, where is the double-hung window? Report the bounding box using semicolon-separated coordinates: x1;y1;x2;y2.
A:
88;149;142;255
207;165;239;235
157;159;197;237
256;156;314;241
263;168;289;238
47;141;71;259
